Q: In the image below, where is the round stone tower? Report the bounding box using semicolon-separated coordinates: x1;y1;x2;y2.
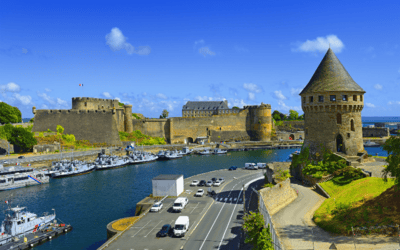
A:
300;48;366;156
250;103;272;141
124;104;133;133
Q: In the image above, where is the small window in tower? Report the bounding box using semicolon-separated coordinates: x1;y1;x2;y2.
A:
85;102;87;107
342;95;348;101
303;97;306;103
330;95;336;101
309;96;313;103
318;96;324;102
360;95;363;101
337;113;342;124
353;95;357;101
351;120;355;131
347;133;350;138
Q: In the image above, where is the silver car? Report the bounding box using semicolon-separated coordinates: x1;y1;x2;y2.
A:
205;180;213;187
213;180;221;186
218;178;225;183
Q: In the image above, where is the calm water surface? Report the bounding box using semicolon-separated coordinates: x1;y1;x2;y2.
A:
0;147;386;250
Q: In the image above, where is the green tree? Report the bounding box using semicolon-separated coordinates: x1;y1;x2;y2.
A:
242;211;265;248
232;106;240;109
56;125;64;134
0;102;22;124
118;102;124;107
29;117;34;123
298;114;304;120
382;136;400;190
2;124;14;140
256;224;274;250
160;109;169;119
9;127;37;152
273;113;281;121
289;109;299;120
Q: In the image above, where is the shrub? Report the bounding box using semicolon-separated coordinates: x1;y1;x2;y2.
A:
55;150;59;153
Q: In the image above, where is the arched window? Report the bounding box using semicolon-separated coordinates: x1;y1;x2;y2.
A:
351;119;355;131
337;113;342;124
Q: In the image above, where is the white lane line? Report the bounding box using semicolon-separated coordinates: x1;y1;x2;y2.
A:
159;202;173;214
190;202;200;214
131;220;152;237
218;188;243;249
144;220;163;237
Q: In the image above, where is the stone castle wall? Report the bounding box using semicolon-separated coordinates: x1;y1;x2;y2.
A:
259;178;298;215
0;139;14;155
362;127;390;137
131;119;169;138
32;109;122;146
72;97;119;110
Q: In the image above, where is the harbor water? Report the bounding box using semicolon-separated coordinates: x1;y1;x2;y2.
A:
0;147;388;250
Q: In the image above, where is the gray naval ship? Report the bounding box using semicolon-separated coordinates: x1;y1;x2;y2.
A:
0;172;49;191
0;205;55;246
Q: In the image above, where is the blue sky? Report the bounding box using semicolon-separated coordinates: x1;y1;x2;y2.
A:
1;0;399;119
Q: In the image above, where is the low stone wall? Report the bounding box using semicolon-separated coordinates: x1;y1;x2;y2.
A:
33;143;61;153
259;178;298;215
363;127;390;137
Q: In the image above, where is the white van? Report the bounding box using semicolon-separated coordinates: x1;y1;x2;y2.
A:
257;163;267;169
174;216;189;237
245;163;257;169
172;197;188;212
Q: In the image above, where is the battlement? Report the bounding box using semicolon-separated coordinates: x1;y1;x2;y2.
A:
36;109;114;114
72;97;118;102
243;103;271;109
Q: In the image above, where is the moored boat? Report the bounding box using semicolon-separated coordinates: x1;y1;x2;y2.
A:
0;172;49;191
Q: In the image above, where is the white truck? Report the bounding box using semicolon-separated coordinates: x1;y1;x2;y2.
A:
174;216;189;237
172;197;188;212
257;163;267;169
245;163;257;170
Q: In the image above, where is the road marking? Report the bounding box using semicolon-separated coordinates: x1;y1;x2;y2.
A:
144;220;163;237
218;188;243;249
159;202;173;214
131;220;152;237
190;202;200;214
185;190;192;194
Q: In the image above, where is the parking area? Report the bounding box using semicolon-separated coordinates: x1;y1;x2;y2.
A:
103;168;266;250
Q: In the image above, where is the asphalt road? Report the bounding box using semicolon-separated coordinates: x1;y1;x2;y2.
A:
103;168;265;250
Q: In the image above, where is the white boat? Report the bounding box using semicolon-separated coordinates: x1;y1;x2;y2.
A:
51;161;96;178
364;140;380;147
0;171;49;191
288;150;301;159
165;151;183;159
129;151;159;163
213;148;227;154
198;149;212;155
95;155;131;170
180;147;193;155
0;205;56;246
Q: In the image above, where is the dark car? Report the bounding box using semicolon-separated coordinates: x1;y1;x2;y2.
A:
211;178;217;183
198;180;206;186
229;166;237;170
18;156;25;159
157;224;172;237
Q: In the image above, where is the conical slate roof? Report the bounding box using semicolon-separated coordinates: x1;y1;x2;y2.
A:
300;48;365;95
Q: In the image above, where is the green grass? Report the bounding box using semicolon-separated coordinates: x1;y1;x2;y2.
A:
315;177;397;235
372;156;387;159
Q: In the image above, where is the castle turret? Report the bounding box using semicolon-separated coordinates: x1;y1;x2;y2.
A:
300;48;365;156
124;104;133;133
247;103;272;141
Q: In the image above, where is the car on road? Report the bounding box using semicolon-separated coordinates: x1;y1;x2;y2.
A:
157;224;172;237
205;180;213;187
18;156;25;159
218;178;225;183
213;180;221;187
198;180;206;186
190;180;199;186
150;202;163;212
211;177;217;183
195;189;204;197
228;166;237;170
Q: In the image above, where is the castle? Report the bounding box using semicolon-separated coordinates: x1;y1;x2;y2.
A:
32;98;273;145
300;48;366;156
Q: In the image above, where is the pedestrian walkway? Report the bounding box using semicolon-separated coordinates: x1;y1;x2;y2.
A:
272;179;400;250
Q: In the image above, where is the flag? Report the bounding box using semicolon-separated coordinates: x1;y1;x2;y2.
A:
79;84;83;87
5;201;8;204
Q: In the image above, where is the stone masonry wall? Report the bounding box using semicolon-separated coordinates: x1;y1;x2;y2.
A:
32;110;122;146
131;119;169;138
259;178;298;215
0;139;14;155
362;127;390;137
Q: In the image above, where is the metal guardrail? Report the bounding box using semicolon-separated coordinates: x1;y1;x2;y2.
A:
251;187;285;250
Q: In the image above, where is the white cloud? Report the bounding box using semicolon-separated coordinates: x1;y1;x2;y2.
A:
56;98;68;108
277;100;302;112
37;92;55;104
199;47;215;57
45;88;51;92
229;98;248;108
114;97;121;102
388;101;400;105
41;104;49;109
194;39;205;46
105;27;151;55
290;88;302;96
248;92;255;100
274;90;287;100
243;83;262;93
102;92;113;98
374;84;382;90
365;103;375;108
156;93;167;99
195;96;216;101
22;48;28;54
13;93;33;105
160;100;179;111
293;35;344;53
0;82;21;93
